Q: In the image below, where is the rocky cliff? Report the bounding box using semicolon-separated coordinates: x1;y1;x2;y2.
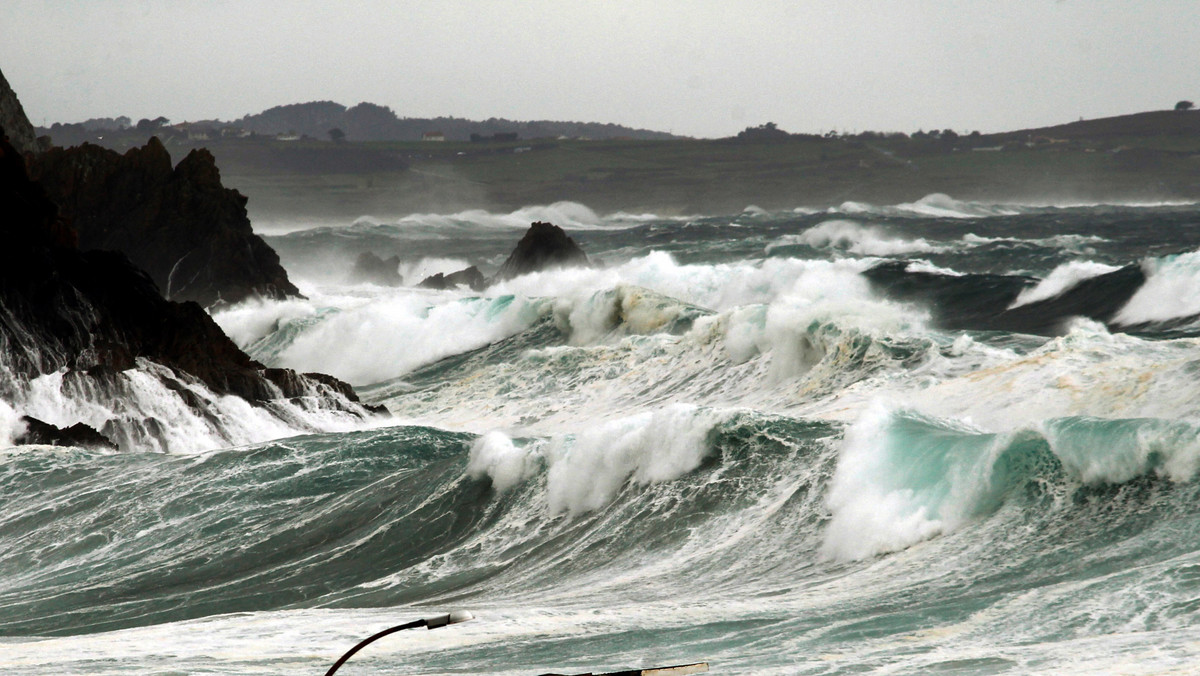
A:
0;134;377;450
29;138;300;307
0;68;39;155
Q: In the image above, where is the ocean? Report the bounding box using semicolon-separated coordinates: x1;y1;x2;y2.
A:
5;194;1200;674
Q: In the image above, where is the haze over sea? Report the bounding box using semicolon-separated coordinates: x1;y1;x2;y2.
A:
6;195;1200;674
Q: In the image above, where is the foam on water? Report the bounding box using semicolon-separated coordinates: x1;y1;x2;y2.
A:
769;219;946;256
822;404;992;561
215;288;549;386
823;401;1200;562
391;201;648;231
470;404;726;516
13;203;1200;674
1115;250;1200;325
0;398;22;448
5;360;370;454
834;193;1024;219
1008;260;1122;308
220;252;890;390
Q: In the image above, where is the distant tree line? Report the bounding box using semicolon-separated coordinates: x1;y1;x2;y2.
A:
732;122;981;145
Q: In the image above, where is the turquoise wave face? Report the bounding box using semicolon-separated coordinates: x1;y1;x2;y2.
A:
0;416;841;636
8;407;1200;661
0;427;478;635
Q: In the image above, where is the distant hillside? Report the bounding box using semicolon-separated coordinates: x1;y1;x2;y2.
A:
987;109;1200;143
236;101;681;142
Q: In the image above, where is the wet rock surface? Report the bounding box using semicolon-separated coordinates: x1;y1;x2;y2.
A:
29;137;300;307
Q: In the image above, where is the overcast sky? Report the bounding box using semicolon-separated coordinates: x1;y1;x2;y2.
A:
3;1;1198;138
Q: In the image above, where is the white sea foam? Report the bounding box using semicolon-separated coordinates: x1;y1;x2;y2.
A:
823;397;1200;562
0;398;23;448
895;193;1022;218
394;201;619;231
822;404;958;561
3;361;368;454
467;405;725;516
832;193;1022;219
1008;260;1121;308
212;295;325;349
544;405;724;516
903;259;964;276
769;220;946;257
1114;251;1200;325
962;232;1106;251
251;292;547;385
467;431;532;492
1044;416;1200;484
490;250;878;314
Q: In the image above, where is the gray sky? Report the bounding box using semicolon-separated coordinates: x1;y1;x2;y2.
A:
3;0;1198;138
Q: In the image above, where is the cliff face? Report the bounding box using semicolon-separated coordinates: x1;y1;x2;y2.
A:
29;138;301;307
0;68;38;155
0;134;375;448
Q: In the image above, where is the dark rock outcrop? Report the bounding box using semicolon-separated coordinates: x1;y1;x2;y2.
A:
28;138;300;307
0;134;377;433
492;221;590;282
15;416;117;450
0;68;39;156
349;251;402;286
419;265;487;291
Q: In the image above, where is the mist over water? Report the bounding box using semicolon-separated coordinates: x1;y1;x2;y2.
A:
7;196;1200;674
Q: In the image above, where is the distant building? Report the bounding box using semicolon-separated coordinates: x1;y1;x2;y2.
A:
276;132;301;142
171;122;216;141
423;131;446;142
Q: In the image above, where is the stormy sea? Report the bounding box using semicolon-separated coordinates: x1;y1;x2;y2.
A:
6;194;1200;674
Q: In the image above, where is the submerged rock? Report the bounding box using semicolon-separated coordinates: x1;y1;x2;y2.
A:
419;265;487;291
492;221;589;282
29;138;300;307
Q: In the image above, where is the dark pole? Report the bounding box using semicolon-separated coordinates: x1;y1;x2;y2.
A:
325;611;474;676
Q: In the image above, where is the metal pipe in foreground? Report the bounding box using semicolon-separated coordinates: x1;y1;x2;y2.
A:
324;610;475;676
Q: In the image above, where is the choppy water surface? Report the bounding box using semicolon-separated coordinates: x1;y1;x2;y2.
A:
5;195;1200;674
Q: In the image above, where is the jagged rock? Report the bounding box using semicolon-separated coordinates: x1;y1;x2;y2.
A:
0;134;376;419
492;221;589;282
15;416;118;450
29;138;300;307
419;265;486;291
349;251;402;285
0;68;39;156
